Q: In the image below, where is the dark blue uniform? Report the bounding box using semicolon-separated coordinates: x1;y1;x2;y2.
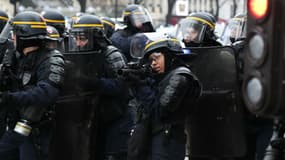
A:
91;46;134;160
111;29;137;62
56;45;133;160
134;66;201;160
0;48;64;160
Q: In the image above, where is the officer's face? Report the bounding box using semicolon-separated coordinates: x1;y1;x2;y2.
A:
183;27;199;43
230;25;243;40
75;35;89;48
148;52;165;73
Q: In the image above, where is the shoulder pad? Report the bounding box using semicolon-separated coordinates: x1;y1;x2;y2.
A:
172;66;202;96
105;46;119;56
104;46;126;69
49;49;64;58
49;56;65;67
175;66;191;74
175;67;198;80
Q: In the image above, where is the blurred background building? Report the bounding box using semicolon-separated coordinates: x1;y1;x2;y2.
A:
4;0;246;29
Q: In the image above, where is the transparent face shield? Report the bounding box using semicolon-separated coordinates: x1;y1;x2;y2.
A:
129;7;152;29
46;25;63;50
175;19;186;42
46;39;63;50
0;21;12;44
179;19;206;44
67;28;95;53
130;32;170;59
228;18;246;42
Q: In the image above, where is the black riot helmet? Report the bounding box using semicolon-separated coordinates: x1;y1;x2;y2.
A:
137;33;184;73
122;4;154;32
144;36;183;59
0;10;9;33
101;17;115;38
130;32;184;59
46;25;62;49
130;32;168;59
12;11;48;53
67;12;85;32
178;12;219;47
41;10;66;37
68;15;111;53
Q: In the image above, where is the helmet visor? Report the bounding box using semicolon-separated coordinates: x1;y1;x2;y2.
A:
130;32;170;59
228;18;246;41
46;40;63;50
180;19;206;44
0;21;12;44
67;28;95;52
129;8;151;29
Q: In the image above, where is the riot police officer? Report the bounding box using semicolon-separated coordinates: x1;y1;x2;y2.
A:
222;13;247;88
101;16;116;38
182;14;248;159
46;25;63;50
57;15;132;160
129;33;201;160
0;11;65;160
226;13;247;45
111;4;155;62
110;5;155;136
227;13;273;160
41;10;66;37
41;10;67;53
177;12;222;47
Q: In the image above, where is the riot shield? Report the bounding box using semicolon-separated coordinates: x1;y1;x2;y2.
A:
59;51;104;98
54;51;104;160
184;46;247;158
